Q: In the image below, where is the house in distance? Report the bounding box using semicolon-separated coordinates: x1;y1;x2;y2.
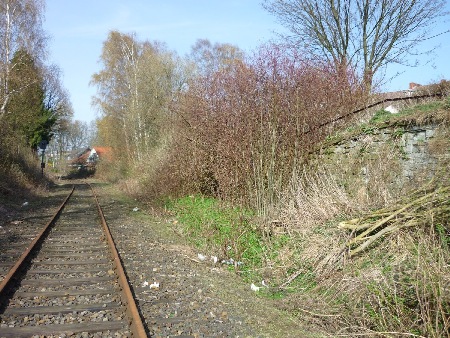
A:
69;147;112;175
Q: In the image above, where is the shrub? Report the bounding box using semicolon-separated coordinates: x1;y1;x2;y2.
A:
151;44;367;216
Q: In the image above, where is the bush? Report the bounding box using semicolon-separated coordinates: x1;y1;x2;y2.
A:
150;44;367;215
0;133;48;195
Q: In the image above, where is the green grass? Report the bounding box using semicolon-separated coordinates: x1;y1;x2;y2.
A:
369;100;446;125
444;95;450;110
401;100;444;115
435;223;450;248
289;269;317;292
370;109;392;124
165;195;267;278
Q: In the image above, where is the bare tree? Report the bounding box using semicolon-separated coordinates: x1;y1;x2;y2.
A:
65;120;90;151
42;64;73;123
0;0;47;118
189;39;244;77
47;118;96;173
263;0;448;89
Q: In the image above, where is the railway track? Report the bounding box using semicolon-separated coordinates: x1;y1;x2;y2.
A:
0;184;147;337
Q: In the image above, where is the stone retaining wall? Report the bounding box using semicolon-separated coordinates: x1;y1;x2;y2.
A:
316;123;444;186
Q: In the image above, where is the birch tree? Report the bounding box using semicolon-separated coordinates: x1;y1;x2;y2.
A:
0;0;47;118
189;39;244;77
91;31;183;168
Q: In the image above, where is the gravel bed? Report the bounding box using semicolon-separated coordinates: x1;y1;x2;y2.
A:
0;183;75;285
95;184;312;338
17;283;118;294
1;182;316;337
26;271;110;278
1;313;130;338
26;263;111;271
28;332;129;338
0;184;132;337
6;293;120;307
0;221;48;277
1;309;124;325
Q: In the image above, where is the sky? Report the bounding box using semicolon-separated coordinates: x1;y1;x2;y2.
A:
43;1;450;123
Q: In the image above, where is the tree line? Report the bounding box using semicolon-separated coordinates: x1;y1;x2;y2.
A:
1;0;447;196
0;0;96;185
91;0;448;213
0;0;72;150
90;33;362;212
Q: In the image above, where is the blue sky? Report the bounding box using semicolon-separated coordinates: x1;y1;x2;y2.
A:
43;1;450;123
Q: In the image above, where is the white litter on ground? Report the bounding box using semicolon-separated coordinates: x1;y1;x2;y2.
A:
251;283;260;292
149;282;160;289
384;105;399;114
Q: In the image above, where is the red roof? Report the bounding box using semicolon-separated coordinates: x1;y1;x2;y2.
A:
92;147;113;161
70;149;90;165
69;147;113;166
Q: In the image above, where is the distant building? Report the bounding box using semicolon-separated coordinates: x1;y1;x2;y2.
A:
409;82;422;90
70;147;113;168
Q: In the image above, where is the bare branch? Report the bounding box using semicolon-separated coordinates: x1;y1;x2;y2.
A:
263;0;448;88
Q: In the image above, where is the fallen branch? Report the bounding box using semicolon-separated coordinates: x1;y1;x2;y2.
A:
339;184;449;257
349;219;418;256
279;269;305;288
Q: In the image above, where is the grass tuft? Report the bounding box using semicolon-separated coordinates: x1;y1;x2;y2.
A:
165;195;267;279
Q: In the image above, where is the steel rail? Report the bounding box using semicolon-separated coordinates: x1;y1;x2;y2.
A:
89;183;148;338
0;185;75;296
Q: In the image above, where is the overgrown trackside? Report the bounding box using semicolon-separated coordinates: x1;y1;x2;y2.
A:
164;98;450;337
166;195;269;278
339;182;449;257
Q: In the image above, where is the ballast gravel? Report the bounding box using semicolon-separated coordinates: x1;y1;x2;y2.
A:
0;181;314;337
94;183;312;338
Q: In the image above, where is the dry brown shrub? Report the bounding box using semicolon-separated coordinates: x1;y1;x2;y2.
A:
0;130;46;195
417;79;450;98
263;108;449;335
334;224;450;337
94;155;126;183
277;166;357;232
273;189;449;337
150;44;367;211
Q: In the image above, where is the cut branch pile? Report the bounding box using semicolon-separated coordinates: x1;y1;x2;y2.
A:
338;182;449;257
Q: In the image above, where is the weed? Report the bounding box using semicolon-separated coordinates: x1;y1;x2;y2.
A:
435;223;449;248
361;125;378;135
401;100;443;115
358;144;369;154
370;109;392;124
264;289;285;300
392;127;406;138
166;195;267;279
444;95;450;110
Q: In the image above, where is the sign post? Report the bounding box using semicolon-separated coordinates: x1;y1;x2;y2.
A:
38;140;48;176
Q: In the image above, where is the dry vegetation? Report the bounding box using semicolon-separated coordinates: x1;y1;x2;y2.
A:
137;46;367;212
261;99;450;336
2;1;449;335
90;39;450;336
0;139;49;198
